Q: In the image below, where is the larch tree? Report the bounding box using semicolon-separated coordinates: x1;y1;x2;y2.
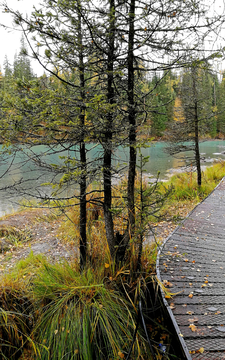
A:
166;61;219;186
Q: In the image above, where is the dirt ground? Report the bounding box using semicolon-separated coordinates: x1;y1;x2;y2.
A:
0;208;77;273
0;205;191;273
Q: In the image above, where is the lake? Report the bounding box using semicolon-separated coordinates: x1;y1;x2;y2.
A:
1;140;225;217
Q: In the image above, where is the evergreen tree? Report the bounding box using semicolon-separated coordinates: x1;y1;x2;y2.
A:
13;36;35;80
215;72;225;136
3;56;13;91
148;72;176;137
166;61;218;186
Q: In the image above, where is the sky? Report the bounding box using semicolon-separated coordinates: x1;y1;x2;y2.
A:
0;0;44;76
0;0;225;78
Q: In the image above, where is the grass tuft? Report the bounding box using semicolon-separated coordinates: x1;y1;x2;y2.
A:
31;263;151;359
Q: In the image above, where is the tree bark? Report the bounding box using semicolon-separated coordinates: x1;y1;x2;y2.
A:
115;0;137;264
103;0;116;259
192;67;201;186
127;0;136;238
78;5;87;268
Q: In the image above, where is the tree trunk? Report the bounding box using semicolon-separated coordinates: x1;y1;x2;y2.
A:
78;7;87;269
114;0;137;264
79;137;87;268
192;67;201;186
127;0;136;238
103;0;116;259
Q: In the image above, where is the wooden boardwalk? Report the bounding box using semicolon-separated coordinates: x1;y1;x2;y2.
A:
157;178;225;359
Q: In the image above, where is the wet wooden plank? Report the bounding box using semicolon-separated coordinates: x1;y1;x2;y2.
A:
157;178;225;359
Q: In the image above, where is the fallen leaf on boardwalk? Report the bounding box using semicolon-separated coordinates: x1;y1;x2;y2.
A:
179;333;183;337
169;303;176;310
182;304;187;307
215;311;222;315
208;326;212;329
188;293;193;298
163;280;173;287
204;280;208;284
184;258;189;262
188;317;198;323
198;347;204;354
189;283;193;286
189;324;197;332
201;284;207;287
192;260;195;264
187;311;194;315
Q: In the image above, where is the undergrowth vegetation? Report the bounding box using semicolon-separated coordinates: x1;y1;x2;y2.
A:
1;162;225;359
0;253;156;359
159;160;225;221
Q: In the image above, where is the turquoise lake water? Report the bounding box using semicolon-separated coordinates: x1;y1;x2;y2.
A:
1;140;225;216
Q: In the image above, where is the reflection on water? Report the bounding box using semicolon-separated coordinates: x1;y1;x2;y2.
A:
135;140;225;180
0;140;225;217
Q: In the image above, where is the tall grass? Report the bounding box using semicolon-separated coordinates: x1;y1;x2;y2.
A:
153;161;225;223
0;276;33;359
165;161;225;201
204;160;225;183
0;258;153;359
31;263;150;359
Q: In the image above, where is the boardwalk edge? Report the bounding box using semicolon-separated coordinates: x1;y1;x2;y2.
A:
156;176;225;359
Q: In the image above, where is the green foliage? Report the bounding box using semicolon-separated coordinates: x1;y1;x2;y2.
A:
147;72;176;137
216;73;225;135
179;64;218;137
13;49;34;80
